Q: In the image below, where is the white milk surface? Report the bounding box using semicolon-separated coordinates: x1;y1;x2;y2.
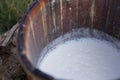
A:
37;38;120;80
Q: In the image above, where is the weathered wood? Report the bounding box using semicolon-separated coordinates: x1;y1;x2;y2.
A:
0;23;19;47
18;0;120;80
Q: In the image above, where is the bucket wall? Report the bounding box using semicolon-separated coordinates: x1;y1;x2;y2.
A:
18;0;120;80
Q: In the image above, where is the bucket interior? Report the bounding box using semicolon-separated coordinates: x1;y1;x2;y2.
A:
19;0;120;79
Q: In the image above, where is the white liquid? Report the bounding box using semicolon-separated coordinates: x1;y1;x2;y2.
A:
37;38;120;80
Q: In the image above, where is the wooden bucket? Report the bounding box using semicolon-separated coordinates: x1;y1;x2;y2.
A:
18;0;120;80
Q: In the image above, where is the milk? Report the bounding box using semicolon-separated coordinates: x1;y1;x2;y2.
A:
37;29;120;80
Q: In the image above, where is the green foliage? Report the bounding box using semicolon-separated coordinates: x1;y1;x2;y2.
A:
0;0;33;34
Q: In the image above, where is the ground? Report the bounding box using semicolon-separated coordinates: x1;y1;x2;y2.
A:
0;26;27;80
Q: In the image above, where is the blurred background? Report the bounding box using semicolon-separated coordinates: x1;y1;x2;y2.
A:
0;0;33;80
0;0;33;34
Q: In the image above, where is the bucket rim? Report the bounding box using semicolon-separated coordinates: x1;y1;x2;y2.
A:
18;0;55;80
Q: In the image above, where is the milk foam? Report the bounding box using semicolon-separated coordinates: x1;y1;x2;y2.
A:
37;38;120;80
